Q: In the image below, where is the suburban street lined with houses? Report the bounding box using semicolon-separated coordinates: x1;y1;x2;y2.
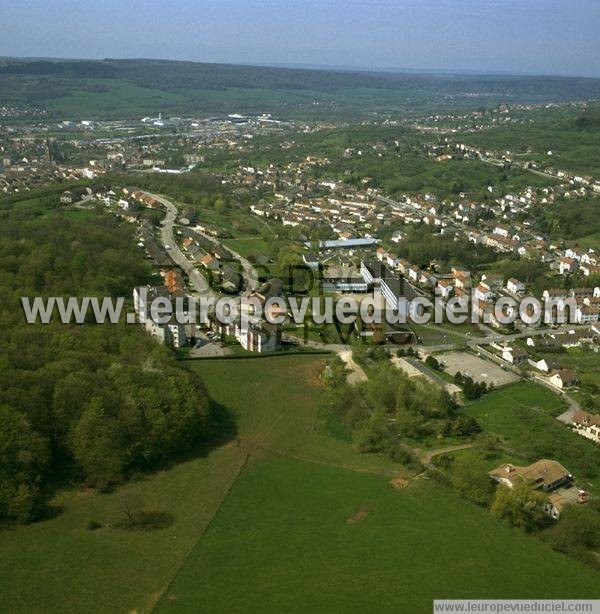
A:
148;186;589;431
151;191;217;298
148;189;259;296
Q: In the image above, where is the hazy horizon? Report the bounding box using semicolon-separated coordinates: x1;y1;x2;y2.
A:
2;0;600;78
3;55;600;82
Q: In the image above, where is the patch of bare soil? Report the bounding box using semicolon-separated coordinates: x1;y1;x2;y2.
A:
346;504;371;524
389;476;410;489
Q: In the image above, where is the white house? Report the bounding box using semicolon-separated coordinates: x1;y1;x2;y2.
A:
481;274;504;291
571;411;600;444
474;284;494;302
407;265;420;282
501;346;528;365
559;257;578;275
436;279;453;299
506;278;525;294
549;369;578;390
575;305;600;324
532;358;561;373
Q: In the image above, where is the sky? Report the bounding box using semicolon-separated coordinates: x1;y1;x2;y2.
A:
1;0;600;77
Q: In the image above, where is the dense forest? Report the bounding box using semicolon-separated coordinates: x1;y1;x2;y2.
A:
0;193;215;523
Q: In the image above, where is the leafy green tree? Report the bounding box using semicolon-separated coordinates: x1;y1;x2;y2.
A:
449;451;494;506
544;504;600;554
8;484;41;524
491;481;550;532
354;408;394;454
0;405;49;523
425;355;440;370
71;399;127;489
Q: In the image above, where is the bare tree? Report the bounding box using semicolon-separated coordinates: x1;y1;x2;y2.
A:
117;492;145;525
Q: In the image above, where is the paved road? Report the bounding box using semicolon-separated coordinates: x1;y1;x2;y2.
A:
529;374;581;424
285;323;588;355
477;152;560;181
195;226;259;292
143;190;259;295
150;192;216;297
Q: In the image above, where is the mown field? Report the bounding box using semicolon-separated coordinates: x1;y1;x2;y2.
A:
156;454;600;614
2;356;599;613
155;362;600;613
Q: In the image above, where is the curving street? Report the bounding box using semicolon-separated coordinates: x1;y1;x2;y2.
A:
143;190;258;297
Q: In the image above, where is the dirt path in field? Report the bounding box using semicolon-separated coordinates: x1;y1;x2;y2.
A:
415;443;475;467
338;350;368;385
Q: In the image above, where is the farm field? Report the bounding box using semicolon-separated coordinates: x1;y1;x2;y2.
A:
156;454;600;614
44;79;189;116
465;381;600;493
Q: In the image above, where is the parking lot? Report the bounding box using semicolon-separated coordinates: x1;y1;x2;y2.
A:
436;350;520;387
188;331;232;357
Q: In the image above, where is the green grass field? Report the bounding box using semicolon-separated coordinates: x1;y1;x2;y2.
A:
572;232;600;252
0;355;395;613
44;79;189;117
223;236;270;258
409;322;468;346
2;357;599;613
156;455;600;614
465;381;600;493
187;357;398;473
0;443;248;614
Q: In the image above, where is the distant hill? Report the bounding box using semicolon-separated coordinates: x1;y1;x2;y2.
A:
2;57;600;119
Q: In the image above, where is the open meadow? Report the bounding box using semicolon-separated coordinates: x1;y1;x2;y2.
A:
156;454;600;614
0;355;395;613
1;357;599;613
